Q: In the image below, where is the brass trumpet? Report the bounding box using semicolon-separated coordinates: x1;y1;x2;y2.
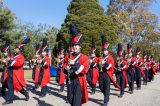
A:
98;54;108;72
99;58;103;72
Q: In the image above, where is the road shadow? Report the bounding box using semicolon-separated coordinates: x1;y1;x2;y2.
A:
47;86;67;102
88;97;103;105
110;92;119;97
110;88;119;91
33;97;53;106
1;93;27;102
49;81;59;86
26;83;41;96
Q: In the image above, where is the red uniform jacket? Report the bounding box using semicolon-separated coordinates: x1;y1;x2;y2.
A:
90;57;99;85
131;57;137;72
145;61;150;71
122;60;128;87
1;56;13;86
40;56;51;87
150;61;156;74
64;53;89;104
11;54;26;92
34;65;40;83
137;57;146;79
100;54;120;89
57;59;66;85
33;57;41;83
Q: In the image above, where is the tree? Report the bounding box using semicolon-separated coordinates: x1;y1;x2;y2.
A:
0;2;15;49
107;0;160;60
107;0;158;42
57;0;118;54
14;22;58;62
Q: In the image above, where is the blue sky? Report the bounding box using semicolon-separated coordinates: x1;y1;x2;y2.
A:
3;0;160;29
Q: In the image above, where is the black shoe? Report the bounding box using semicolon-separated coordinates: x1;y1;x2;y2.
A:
128;88;131;91
39;94;46;98
101;103;108;106
137;87;141;90
118;94;123;98
129;91;133;94
2;100;13;105
65;100;69;103
90;91;95;95
143;82;147;85
25;92;29;101
0;91;5;97
144;82;147;85
58;89;63;93
32;87;36;90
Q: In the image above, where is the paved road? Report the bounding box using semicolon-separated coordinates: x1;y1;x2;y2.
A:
0;73;160;106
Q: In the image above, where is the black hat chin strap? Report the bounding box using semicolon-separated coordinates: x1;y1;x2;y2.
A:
15;52;20;56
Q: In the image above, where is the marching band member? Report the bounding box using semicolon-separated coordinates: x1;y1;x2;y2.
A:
2;38;30;105
98;33;120;106
56;42;66;93
32;43;42;90
126;43;136;94
142;51;149;85
87;38;99;95
37;38;51;97
64;23;89;106
135;47;145;90
0;40;11;97
115;43;128;98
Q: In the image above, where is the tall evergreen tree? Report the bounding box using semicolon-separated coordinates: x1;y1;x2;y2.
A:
57;0;118;54
0;1;15;50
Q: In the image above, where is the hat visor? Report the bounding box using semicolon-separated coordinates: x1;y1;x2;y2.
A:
72;42;81;46
102;48;109;51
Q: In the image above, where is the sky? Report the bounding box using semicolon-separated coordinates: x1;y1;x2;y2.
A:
3;0;160;29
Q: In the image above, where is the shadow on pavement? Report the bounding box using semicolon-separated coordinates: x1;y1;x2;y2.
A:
88;97;103;105
33;97;53;106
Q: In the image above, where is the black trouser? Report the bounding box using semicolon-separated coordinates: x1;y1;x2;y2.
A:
56;69;60;83
34;82;39;89
87;70;96;92
135;67;141;88
148;69;154;82
32;65;36;81
143;69;148;84
39;69;48;96
87;80;96;93
41;85;48;96
117;73;125;95
1;69;7;95
0;84;7;96
67;73;82;106
6;70;14;101
60;83;65;91
20;88;28;97
115;72;120;85
99;72;110;104
127;67;134;92
66;78;70;102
